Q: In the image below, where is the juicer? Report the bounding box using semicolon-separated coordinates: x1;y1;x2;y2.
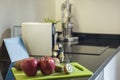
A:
61;0;78;42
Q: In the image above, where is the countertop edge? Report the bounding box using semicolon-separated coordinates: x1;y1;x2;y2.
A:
89;46;120;80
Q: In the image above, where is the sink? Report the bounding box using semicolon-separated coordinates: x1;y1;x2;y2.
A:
64;44;109;55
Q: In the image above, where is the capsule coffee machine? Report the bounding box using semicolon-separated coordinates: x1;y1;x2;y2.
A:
61;0;78;42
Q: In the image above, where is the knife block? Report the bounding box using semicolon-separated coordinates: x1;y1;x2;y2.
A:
0;37;29;80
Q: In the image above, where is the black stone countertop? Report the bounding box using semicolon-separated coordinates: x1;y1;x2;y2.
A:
59;33;120;80
63;43;117;80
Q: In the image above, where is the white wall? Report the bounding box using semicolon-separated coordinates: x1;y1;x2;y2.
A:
1;0;120;45
34;0;55;22
0;0;55;45
0;0;11;45
10;0;36;26
55;0;120;34
10;0;55;26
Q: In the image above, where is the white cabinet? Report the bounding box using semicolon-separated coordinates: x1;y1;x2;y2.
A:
103;51;120;80
95;71;104;80
94;49;120;80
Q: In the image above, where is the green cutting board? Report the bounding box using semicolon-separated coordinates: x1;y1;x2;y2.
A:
11;62;93;80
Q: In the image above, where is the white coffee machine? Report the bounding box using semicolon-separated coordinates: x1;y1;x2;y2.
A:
22;23;53;56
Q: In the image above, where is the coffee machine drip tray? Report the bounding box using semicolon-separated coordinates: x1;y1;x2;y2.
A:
64;37;79;42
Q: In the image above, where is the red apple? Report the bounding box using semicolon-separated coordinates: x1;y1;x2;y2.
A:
20;57;38;76
38;56;55;75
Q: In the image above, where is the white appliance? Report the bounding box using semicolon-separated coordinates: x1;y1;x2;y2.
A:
21;22;52;56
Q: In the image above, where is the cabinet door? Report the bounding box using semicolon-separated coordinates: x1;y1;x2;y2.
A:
95;70;104;80
104;51;120;80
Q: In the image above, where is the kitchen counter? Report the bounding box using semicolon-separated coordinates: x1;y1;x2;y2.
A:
0;33;119;80
58;33;120;80
63;43;117;80
89;46;120;80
